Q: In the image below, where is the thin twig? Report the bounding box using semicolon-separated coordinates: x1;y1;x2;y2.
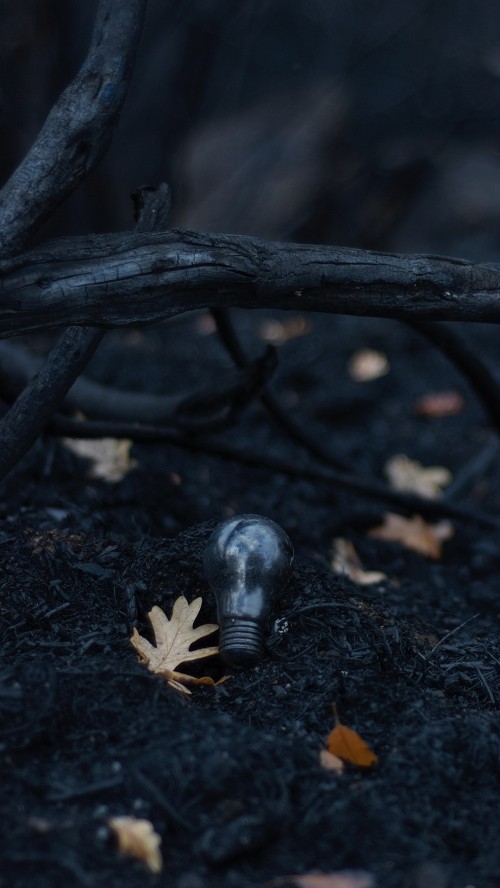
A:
0;330;276;431
410;320;500;432
49;414;500;530
211;307;352;472
476;667;496;704
427;613;480;659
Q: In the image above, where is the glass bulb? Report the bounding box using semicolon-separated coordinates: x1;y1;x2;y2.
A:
203;514;294;669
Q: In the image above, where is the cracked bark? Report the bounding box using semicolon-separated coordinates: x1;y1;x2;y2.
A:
0;0;147;256
0;0;148;479
1;230;500;338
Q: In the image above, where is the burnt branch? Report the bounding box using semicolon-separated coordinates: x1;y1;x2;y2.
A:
50;414;500;531
409;320;500;433
2;230;500;338
0;183;166;482
212;307;352;472
0;337;276;432
0;0;147;256
0;327;104;479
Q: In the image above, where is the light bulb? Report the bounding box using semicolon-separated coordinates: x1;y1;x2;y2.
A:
203;514;294;669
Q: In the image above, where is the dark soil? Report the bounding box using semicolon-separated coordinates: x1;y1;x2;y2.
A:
1;310;499;888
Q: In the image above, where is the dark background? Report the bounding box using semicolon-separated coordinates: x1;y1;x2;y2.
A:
3;0;500;258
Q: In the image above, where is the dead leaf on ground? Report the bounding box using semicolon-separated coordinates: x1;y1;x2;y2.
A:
326;705;378;768
108;816;162;873
319;749;345;774
268;871;374;888
347;348;389;382
414;390;465;418
260;316;311;345
384;454;452;499
330;538;387;586
63;437;137;483
369;512;454;560
130;597;220;695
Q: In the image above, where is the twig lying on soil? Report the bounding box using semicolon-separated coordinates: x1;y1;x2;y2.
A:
51;414;500;530
0;338;276;432
427;613;480;659
410;320;500;433
212;307;352;472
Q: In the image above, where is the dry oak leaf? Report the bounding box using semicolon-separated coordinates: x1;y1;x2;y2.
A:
260;315;311;345
130;597;219;695
347;347;389;382
63;437;137;483
269;870;374;888
384;453;452;499
330;538;387;586
319;748;345;774
369;512;454;560
326;705;378;768
108;815;162;873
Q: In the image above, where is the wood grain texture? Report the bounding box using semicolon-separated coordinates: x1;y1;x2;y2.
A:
1;229;500;337
0;0;147;256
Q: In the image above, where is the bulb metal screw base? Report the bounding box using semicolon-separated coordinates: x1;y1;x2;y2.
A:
219;620;264;669
204;513;294;670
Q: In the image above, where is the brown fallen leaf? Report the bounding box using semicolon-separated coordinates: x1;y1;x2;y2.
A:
319;748;345;774
369;512;454;560
347;348;389;382
63;437;137;483
108;816;162;873
268;871;375;888
414;390;464;418
130;597;220;694
326;704;378;768
384;454;452;499
330;538;387;586
260;315;312;345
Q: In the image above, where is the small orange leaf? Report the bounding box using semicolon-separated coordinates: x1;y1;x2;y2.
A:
326;706;378;768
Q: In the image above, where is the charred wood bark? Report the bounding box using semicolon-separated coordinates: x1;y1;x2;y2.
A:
1;230;500;338
0;0;147;256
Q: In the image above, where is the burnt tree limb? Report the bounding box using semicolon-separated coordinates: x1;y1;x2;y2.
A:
0;0;148;480
0;0;147;256
2;230;500;337
0;327;104;479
